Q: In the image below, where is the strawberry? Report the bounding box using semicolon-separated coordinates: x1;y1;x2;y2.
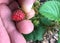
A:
12;9;25;22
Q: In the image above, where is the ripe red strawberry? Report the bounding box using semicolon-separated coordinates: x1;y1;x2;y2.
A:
12;9;25;22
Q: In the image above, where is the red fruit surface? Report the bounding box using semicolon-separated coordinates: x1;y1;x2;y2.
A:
16;20;34;34
12;9;25;21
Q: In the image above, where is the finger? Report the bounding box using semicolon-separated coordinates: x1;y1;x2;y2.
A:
16;20;34;34
0;0;9;4
0;18;10;43
9;29;26;43
26;9;35;19
0;4;26;43
18;0;36;13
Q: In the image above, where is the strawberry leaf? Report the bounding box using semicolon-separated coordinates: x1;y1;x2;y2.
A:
34;26;46;41
24;26;46;41
47;0;60;2
39;1;60;21
24;32;34;41
40;17;54;26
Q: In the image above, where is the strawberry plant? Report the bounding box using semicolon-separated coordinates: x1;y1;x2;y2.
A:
23;0;60;43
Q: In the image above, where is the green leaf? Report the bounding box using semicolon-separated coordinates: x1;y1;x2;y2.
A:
24;26;46;41
47;0;60;2
40;17;54;26
24;32;34;41
39;1;60;21
34;26;46;41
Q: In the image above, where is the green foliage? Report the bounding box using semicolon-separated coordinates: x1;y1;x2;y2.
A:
24;32;34;41
24;26;46;41
47;0;60;2
24;0;60;42
33;0;40;14
40;17;54;26
34;26;46;41
39;1;60;21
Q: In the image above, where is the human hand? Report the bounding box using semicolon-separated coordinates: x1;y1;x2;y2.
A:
0;0;35;43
